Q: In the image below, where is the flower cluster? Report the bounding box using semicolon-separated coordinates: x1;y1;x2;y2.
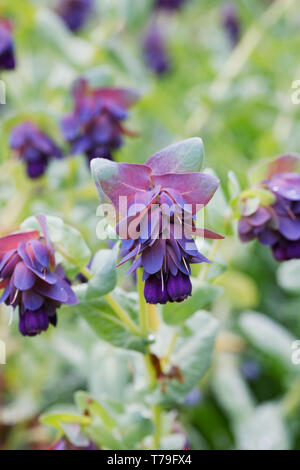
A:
56;0;93;32
61;79;139;164
0;215;78;336
142;24;170;76
92;139;223;304
238;155;300;261
10;122;62;179
0;18;16;71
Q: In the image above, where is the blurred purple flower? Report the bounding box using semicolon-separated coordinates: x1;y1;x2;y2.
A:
143;24;170;76
10;122;62;179
92;143;223;304
238;155;300;261
56;0;93;33
221;3;241;46
155;0;187;11
61;79;139;164
0;215;78;337
0;18;16;71
241;359;261;381
50;437;98;450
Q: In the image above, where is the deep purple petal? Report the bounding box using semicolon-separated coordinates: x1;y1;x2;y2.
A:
13;262;36;291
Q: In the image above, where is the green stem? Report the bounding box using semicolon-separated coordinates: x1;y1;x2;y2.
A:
56;246;142;336
137;268;148;336
137;268;162;449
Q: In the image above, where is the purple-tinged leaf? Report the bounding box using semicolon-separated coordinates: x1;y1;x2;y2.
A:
146;138;204;175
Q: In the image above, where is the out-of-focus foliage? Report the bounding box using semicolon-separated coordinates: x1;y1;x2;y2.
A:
1;0;300;451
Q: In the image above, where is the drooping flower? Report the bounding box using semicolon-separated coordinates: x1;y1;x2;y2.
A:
61;79;139;164
50;437;98;450
92;138;223;304
142;23;170;76
155;0;187;12
0;18;16;71
0;215;78;336
55;0;93;33
10;122;62;179
221;3;241;46
238;155;300;261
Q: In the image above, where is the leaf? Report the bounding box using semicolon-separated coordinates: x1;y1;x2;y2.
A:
87;246;119;298
163;280;222;325
212;353;255;424
236;403;290;450
277;260;300;294
239;311;296;373
21;215;91;278
74;284;147;353
158;311;218;404
40;411;90;432
145;138;205;175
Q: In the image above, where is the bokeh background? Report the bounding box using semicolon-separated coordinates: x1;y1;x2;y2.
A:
1;0;300;450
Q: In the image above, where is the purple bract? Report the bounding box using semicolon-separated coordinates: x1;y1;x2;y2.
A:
61;79;139;163
0;215;78;336
238;155;300;261
155;0;187;11
10;122;62;179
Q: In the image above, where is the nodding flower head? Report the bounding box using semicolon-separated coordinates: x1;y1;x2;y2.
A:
92;138;223;304
61;79;139;164
0;18;16;71
238;155;300;261
142;23;170;76
10;122;62;179
155;0;187;11
0;215;78;336
56;0;93;33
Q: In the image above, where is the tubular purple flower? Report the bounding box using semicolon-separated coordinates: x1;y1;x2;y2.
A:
0;215;78;336
0;18;16;71
221;3;241;46
238;155;300;261
55;0;93;33
61;79;139;164
10;122;63;179
92;140;223;304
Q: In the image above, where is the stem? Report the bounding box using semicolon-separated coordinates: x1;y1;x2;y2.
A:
137;268;148;336
56;246;142;336
105;293;142;337
137;268;162;449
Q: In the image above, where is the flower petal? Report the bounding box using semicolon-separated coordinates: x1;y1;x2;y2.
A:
13;262;36;291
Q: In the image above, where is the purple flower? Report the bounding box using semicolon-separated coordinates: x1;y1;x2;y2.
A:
61;79;139;164
0;19;16;71
50;437;98;450
56;0;93;33
155;0;187;11
0;215;78;336
238;155;300;261
92;139;223;304
10;122;62;179
142;24;170;76
221;3;241;46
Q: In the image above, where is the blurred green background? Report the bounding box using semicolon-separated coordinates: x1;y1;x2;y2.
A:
1;0;300;450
